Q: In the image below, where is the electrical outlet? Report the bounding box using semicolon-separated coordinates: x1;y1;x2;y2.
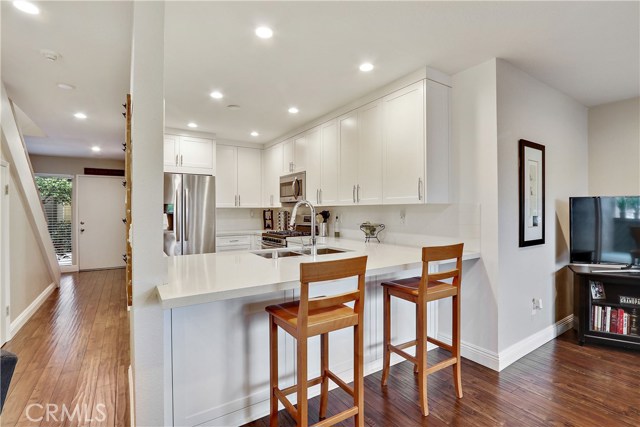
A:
400;210;406;225
531;298;537;315
537;298;543;310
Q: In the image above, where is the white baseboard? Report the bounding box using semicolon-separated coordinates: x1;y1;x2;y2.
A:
437;333;500;371
438;315;574;372
129;365;135;427
9;282;55;338
497;314;574;371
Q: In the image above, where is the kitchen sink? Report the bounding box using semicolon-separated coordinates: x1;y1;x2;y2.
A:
251;247;349;259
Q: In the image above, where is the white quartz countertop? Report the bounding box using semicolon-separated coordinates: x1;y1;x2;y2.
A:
216;229;263;236
157;237;480;309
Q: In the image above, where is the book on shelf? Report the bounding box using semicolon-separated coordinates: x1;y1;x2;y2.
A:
591;305;640;336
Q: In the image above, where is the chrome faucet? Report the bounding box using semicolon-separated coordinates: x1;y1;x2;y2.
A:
289;199;317;257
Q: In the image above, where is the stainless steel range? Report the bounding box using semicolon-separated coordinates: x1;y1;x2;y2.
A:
261;230;311;249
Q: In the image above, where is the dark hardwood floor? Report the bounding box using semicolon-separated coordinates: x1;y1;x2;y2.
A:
1;269;130;427
2;269;639;426
246;330;640;427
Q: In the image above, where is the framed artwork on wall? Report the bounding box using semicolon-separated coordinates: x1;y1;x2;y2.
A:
519;139;545;247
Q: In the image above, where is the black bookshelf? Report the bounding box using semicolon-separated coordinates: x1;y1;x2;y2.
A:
570;265;640;350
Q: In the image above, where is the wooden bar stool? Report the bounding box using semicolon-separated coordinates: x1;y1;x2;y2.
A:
380;243;464;416
266;255;368;427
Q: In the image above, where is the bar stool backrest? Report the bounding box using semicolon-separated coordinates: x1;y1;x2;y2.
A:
298;256;368;328
420;244;464;294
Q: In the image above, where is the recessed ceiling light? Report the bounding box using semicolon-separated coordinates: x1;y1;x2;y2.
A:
57;83;75;90
187;122;198;128
91;146;101;152
288;107;299;114
250;131;259;137
210;91;223;99
74;112;87;119
227;105;241;110
13;1;39;15
359;62;374;72
255;26;273;39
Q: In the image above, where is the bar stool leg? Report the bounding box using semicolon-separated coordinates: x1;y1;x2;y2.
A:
354;323;365;427
269;315;279;427
319;333;329;420
416;300;429;416
381;287;391;386
414;303;419;374
296;337;309;427
452;293;463;398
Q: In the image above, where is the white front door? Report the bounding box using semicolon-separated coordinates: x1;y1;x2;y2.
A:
77;175;126;270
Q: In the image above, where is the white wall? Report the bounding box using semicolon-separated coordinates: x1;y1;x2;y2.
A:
588;96;640;196
7;169;53;319
495;59;588;352
30;154;125;176
442;59;500;362
216;208;263;232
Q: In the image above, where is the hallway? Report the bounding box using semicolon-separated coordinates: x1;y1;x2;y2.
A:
1;269;130;426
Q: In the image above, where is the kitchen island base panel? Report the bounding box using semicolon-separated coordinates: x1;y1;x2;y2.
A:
170;270;441;427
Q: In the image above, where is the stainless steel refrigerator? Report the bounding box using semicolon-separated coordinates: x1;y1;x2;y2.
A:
163;173;216;255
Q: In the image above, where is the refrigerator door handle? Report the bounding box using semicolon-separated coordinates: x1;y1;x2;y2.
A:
184;187;189;242
175;188;181;243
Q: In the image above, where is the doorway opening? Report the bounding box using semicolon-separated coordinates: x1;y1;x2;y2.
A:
35;175;74;267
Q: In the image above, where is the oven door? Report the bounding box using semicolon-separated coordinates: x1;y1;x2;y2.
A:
280;172;305;203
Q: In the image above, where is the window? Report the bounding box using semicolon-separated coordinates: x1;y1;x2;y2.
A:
35;175;73;266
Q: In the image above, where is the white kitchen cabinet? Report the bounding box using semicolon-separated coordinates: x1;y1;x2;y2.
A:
337;101;383;205
216;145;261;208
262;143;283;207
424;79;451;203
303;126;321;204
319;120;339;205
215;145;237;207
216;234;251;252
382;79;450;204
164;134;216;175
282;138;295;173
237;147;262;207
382;81;426;204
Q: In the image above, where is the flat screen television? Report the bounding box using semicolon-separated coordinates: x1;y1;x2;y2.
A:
570;196;640;266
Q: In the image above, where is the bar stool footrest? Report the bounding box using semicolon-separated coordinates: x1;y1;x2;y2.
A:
389;344;418;365
425;356;457;375
313;406;359;427
326;369;354;397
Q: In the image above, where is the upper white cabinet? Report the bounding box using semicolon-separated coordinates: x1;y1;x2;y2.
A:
382;79;450;204
216;145;261;208
262;143;283;207
319;120;339;206
301;126;321;204
382;81;426;204
338;101;383;205
164;134;216;175
282;135;309;174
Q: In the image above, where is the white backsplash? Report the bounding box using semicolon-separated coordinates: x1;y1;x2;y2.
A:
327;203;480;252
216;208;263;232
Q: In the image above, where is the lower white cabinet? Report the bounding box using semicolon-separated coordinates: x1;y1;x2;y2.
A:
216;235;252;252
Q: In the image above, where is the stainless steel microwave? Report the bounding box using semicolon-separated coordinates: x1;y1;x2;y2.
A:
280;172;306;203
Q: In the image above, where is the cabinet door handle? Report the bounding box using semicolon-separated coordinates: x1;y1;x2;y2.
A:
418;177;423;201
319;189;322;204
234;195;238;207
357;184;360;203
175;154;178;166
316;189;320;204
180;154;183;166
352;185;356;203
238;194;241;206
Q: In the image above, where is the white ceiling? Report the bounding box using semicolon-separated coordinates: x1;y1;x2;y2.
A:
2;1;639;160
